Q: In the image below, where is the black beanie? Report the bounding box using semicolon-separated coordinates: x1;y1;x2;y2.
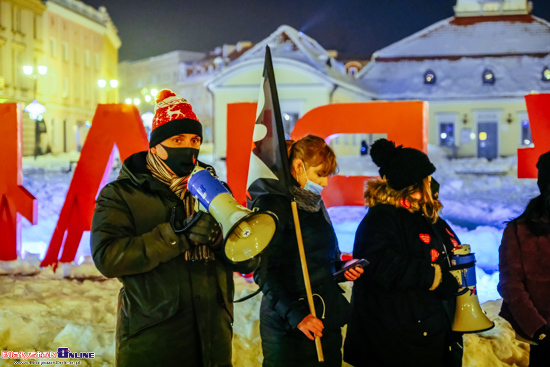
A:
370;138;436;190
537;150;550;195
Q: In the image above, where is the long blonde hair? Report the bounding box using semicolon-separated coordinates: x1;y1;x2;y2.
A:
364;176;442;223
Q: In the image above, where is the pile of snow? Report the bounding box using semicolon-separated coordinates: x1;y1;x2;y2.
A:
0;269;531;366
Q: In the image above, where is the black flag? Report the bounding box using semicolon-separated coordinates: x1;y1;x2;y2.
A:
246;46;292;207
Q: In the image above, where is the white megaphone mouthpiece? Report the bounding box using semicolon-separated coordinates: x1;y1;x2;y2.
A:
187;166;277;263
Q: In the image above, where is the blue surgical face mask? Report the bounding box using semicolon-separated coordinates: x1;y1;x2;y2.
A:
302;163;324;195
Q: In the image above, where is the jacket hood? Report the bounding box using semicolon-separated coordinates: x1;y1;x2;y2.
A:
118;151;151;185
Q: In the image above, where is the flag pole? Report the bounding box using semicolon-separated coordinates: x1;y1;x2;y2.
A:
251;46;324;361
291;201;324;362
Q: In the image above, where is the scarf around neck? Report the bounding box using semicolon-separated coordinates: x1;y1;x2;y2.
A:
146;151;214;261
292;185;323;213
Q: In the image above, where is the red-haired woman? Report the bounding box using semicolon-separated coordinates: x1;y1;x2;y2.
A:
252;135;364;366
344;139;462;367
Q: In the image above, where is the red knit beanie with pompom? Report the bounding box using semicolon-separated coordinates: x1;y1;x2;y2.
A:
149;89;202;148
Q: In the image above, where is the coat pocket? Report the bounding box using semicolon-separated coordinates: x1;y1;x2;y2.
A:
126;292;179;337
120;269;181;338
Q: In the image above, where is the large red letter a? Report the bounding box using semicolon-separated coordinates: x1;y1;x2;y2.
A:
41;104;148;268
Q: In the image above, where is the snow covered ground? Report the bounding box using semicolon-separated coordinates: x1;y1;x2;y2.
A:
0;146;538;366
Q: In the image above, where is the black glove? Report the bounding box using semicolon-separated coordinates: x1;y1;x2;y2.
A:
185;212;223;249
534;325;550;348
435;270;459;299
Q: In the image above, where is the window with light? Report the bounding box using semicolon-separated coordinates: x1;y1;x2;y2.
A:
483;69;495;84
424;70;436;84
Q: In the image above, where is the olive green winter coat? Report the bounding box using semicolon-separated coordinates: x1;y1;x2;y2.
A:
91;151;252;367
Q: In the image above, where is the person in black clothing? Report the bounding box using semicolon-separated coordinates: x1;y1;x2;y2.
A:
91;89;255;367
252;135;364;367
498;150;550;367
344;138;462;367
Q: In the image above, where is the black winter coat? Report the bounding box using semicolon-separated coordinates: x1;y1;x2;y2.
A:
91;151;252;367
344;204;459;367
253;193;350;366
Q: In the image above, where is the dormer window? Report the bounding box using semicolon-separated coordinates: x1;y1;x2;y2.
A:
543;67;550;82
483;69;495;84
424;70;436;84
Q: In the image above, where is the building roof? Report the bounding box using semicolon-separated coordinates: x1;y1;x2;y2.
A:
181;42;253;80
358;56;550;101
372;15;550;61
230;25;371;95
238;25;334;68
358;11;550;100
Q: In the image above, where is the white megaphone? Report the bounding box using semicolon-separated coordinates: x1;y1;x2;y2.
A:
186;166;277;263
449;244;495;333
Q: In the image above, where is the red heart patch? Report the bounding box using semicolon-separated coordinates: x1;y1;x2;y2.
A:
451;238;460;248
419;234;431;244
430;249;439;262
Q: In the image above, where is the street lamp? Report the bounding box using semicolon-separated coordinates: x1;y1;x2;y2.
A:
23;65;48;158
23;65;47;99
97;79;119;103
24;100;47;159
24;100;46;121
138;88;158;111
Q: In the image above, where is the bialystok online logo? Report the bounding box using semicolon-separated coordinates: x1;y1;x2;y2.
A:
1;348;95;363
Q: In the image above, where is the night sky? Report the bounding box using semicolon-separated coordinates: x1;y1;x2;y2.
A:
81;0;550;62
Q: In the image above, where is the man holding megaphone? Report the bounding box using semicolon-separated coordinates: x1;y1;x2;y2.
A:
91;89;256;367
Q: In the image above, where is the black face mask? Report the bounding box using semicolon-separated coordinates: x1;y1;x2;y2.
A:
159;145;199;177
431;177;440;199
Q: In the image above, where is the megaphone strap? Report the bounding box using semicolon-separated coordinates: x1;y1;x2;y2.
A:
233;287;262;303
170;208;204;233
299;294;326;319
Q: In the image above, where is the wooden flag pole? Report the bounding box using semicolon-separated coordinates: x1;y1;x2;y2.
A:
291;201;324;362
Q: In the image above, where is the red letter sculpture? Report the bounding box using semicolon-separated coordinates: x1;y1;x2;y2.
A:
41;104;148;268
227;101;428;207
0;104;37;260
518;94;550;178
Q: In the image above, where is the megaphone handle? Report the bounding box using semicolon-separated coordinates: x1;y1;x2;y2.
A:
170;208;204;233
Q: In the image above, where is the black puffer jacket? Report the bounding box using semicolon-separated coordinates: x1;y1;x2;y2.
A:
252;192;349;366
91;151;253;367
344;204;459;367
